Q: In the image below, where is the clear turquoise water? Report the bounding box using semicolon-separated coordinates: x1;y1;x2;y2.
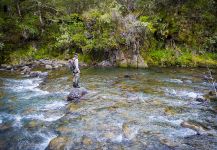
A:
0;68;217;150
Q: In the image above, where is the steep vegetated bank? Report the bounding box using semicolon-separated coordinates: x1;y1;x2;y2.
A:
0;0;217;67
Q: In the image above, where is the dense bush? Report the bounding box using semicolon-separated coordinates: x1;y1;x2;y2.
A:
0;0;216;66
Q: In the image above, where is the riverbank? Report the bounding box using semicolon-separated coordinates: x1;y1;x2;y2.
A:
1;52;217;73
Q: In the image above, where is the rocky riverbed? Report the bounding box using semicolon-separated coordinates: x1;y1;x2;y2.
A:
0;67;217;150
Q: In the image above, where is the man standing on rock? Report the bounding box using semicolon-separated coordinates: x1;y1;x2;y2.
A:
69;53;80;88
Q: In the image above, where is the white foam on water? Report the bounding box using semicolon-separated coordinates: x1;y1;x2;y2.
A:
2;112;64;128
179;91;201;99
4;78;49;95
35;133;57;150
43;101;67;110
165;88;177;96
165;88;202;99
0;113;23;127
168;128;197;138
24;113;64;122
13;115;22;127
112;134;123;142
148;116;183;127
42;114;65;122
167;79;184;84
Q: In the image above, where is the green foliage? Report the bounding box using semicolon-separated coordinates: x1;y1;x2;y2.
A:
176;53;193;66
204;33;217;52
149;49;175;66
18;15;40;37
0;0;217;67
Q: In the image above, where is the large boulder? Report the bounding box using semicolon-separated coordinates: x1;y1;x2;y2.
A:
115;51;128;68
130;54;148;68
67;88;88;102
114;51;148;68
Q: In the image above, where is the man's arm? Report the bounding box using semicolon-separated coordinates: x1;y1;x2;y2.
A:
74;59;80;73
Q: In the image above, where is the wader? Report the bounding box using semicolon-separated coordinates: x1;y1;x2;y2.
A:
73;72;80;88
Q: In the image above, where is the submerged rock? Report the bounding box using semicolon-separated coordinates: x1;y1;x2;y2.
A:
46;136;69;150
66;103;80;112
204;91;217;101
82;136;93;145
181;120;209;134
164;106;185;115
122;120;139;140
67;88;88;102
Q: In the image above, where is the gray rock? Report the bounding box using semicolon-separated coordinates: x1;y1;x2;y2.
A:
45;65;53;70
181;120;209;134
46;136;69;150
6;65;12;70
98;60;112;67
67;88;88;102
0;64;8;68
39;72;49;78
29;71;42;77
195;96;206;102
53;64;60;69
184;80;192;84
29;71;48;78
40;59;53;65
21;66;31;75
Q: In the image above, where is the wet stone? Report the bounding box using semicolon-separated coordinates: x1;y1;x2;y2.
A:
82;136;93;145
67;88;88;102
122;120;139;140
164;106;185;116
56;126;73;135
46;136;69;150
24;120;43;130
181;120;209;134
66;103;80;112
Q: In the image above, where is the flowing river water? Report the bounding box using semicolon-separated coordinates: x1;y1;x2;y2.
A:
0;67;217;150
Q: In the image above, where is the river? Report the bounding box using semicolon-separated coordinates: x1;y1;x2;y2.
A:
0;67;217;150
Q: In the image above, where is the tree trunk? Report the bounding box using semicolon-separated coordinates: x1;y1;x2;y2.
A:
16;0;21;17
37;1;44;33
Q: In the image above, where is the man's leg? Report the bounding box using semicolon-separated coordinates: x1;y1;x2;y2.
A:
74;73;80;88
73;73;77;88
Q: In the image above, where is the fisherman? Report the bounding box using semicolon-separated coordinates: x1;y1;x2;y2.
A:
69;53;80;88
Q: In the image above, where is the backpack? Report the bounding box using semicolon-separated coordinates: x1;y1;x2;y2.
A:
69;59;76;71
